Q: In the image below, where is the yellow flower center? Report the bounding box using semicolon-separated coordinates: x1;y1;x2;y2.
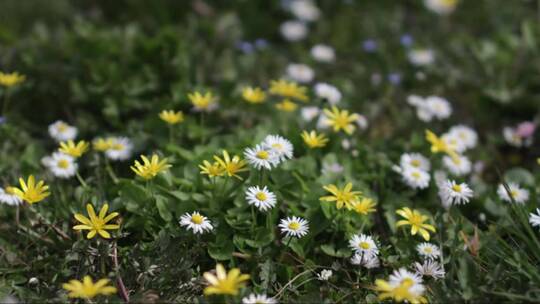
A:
191;214;204;225
57;123;68;132
401;278;414;286
452;184;462;192
408;214;423;226
112;143;124;151
288;222;300;231
256;150;269;160
410;159;421;167
411;172;421;179
510;190;518;198
424;247;432;253
57;159;70;169
255;192;267;201
272;143;283;150
359;241;371;249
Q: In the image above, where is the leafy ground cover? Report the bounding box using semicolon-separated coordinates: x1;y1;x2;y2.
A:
0;0;539;303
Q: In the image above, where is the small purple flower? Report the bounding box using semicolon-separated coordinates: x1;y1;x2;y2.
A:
400;34;413;47
387;73;402;85
516;121;536;138
254;38;269;49
362;39;378;52
236;41;254;54
0;116;5;125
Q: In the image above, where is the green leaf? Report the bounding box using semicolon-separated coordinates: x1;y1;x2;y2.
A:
155;195;173;222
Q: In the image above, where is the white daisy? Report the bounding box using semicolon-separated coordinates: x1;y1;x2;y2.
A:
45;152;78;178
389;268;424;289
105;137;133;161
416;243;441;260
289;0;320;22
245;186;277;212
408;49;435;66
425;96;452;120
311;44;335;62
242;293;276;304
400;153;430;171
503;127;532;147
529;209;540;228
278;216;309;238
448;125;478;150
497;183;529;204
401;166;430;189
244;144;279;170
0;187;23;206
442;132;467;153
351;252;380;269
355;115;369;130
301;106;320;122
48;120;77;142
414;260;445;279
286;63;314;83
314;82;341;105
280;20;308;42
424;0;457;15
263;135;294;163
438;180;474;208
442;154;472;176
348;234;379;257
179;212;213;234
317;269;333;281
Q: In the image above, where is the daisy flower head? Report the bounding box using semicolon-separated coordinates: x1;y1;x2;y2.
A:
0;71;25;87
269;79;308;102
317;269;333;281
400;166;430;190
159;110;184;125
73;203;120;239
425;129;458;159
105;137;133;161
59;140;89;158
131;154;171;180
188;91;218;112
301;130;328;149
62;276;117;299
314;82;341;105
203;264;250;296
529;209;540;229
245;186;277;212
349;233;379;257
280;20;308;42
414;260;445;280
438;180;474;208
12;175;50;204
44;152;78;178
396;207;436;241
48;120;77;142
416;242;441;260
441;132;467;153
301;106;320;122
0;186;23;206
408;48;435;66
322;106;360;135
424;0;458;15
242;293;277;304
213;150;248;179
311;44;335;63
244;144;279;170
279;216;309;238
375;269;426;304
199;160;224;178
400;153;430;171
497;183;529;204
351;252;380;269
320;182;362;210
289;0;320;22
449;125;478;150
286;63;314;83
179;211;213;234
352;197;377;215
263;134;294;163
389;268;424;287
242;87;267;104
425;96;452;120
442;154;471;176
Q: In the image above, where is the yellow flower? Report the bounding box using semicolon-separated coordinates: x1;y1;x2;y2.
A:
301;130;328;148
199;160;224;178
323;106;360;134
203;264;250;296
73;203;120;239
188;91;216;111
537;157;539;165
320;182;362;210
396;207;436;241
12;175;50;204
352;197;377;215
159;110;184;125
93;137;113;152
375;279;427;304
269;79;308;102
425;129;458;159
275;99;298;112
0;71;25;87
213;150;248;180
63;275;117;299
242;87;266;104
131;154;171;180
59;140;90;158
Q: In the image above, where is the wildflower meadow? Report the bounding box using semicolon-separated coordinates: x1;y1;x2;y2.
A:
1;0;540;303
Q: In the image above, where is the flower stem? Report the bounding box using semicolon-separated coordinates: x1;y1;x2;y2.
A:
76;172;89;188
105;158;119;184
